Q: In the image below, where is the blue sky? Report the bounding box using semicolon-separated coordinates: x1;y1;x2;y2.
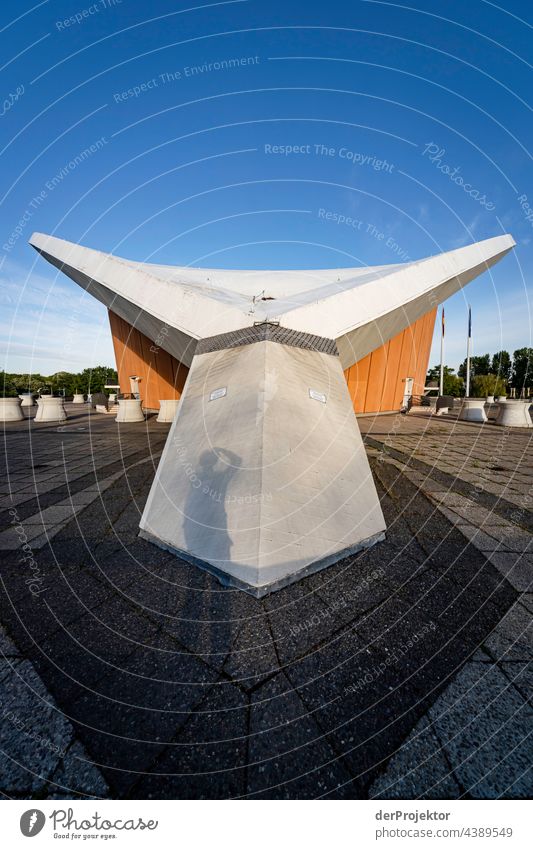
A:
1;0;531;375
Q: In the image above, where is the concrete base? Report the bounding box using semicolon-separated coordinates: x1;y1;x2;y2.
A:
156;399;180;423
115;398;144;423
495;400;533;428
486;395;495;404
72;393;85;404
459;398;488;424
35;397;67;422
140;341;386;595
18;394;34;407
108;393;117;403
0;398;24;421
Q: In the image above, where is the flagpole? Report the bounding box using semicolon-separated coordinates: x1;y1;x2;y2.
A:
465;305;472;398
439;307;445;396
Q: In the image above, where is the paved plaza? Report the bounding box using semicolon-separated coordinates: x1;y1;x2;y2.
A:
0;405;531;799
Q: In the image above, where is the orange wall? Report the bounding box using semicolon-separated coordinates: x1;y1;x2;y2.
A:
109;307;436;415
344;307;437;413
108;311;188;411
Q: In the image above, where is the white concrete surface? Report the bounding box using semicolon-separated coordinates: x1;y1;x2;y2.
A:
35;397;67;423
18;394;34;407
115;398;144;423
495;400;533;428
140;341;386;594
72;393;85;404
0;398;24;421
156;399;180;423
459;398;488;424
29;232;515;370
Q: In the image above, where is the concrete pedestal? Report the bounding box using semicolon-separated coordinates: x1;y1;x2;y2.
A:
18;394;34;407
35;396;67;422
72;393;85;404
459;398;488;424
495;400;533;428
486;395;495;404
140;340;386;596
156;399;180;423
108;393;117;403
115;398;144;423
0;398;24;421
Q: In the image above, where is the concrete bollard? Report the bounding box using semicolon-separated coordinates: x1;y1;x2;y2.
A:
72;393;85;404
156;399;180;423
35;396;67;422
18;394;35;407
0;397;24;421
458;398;488;424
495;400;532;428
115;398;145;423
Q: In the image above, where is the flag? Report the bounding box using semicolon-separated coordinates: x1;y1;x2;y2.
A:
468;305;472;338
441;307;445;337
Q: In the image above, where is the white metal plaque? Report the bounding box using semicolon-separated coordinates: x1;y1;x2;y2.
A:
309;389;326;404
209;387;227;402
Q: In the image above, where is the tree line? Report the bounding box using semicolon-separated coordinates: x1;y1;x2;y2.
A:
0;366;118;398
427;348;533;397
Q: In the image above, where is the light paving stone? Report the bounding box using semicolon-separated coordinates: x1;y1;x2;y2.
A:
485;552;533;592
0;659;74;793
46;740;109;799
369;715;462;799
428;662;533;798
484;602;533;661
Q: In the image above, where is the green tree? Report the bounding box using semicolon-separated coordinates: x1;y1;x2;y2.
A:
472;374;507;398
511;348;533;396
458;353;491;380
491;350;512;382
77;366;118;394
426;365;464;397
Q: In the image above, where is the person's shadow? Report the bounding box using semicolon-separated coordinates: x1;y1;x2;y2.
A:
183;447;240;568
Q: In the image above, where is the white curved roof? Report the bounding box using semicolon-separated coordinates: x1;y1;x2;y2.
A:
29;231;515;369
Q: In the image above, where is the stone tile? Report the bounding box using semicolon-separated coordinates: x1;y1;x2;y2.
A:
45;740;109;799
247;672;353;798
369;715;462;799
485;552;533;592
0;660;74;793
484;603;533;661
428;662;533;798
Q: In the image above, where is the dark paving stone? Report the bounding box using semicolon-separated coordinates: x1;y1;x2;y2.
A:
247;672;354;798
129;681;249;799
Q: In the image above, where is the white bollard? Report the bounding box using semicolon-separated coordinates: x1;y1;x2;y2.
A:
18;394;35;407
486;395;495;404
115;398;145;423
72;393;85;404
156;399;180;423
35;396;67;423
495;400;532;428
0;397;24;421
458;398;488;424
108;393;117;403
